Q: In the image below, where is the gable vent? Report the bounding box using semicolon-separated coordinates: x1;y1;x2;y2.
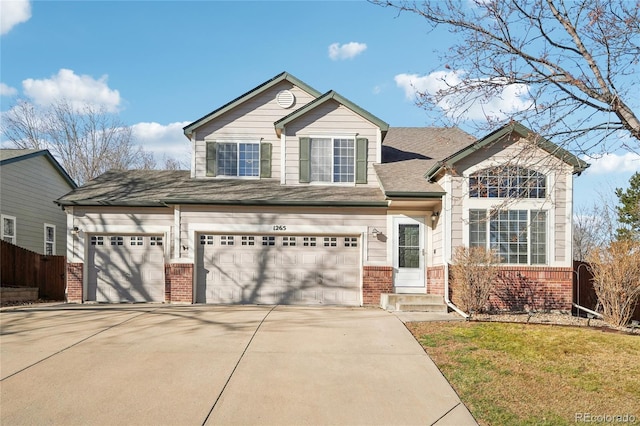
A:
276;90;295;109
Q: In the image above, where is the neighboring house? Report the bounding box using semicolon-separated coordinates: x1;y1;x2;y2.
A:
56;72;588;310
1;149;77;256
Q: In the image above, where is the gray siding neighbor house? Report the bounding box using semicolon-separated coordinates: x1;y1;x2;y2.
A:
1;149;77;256
57;72;588;312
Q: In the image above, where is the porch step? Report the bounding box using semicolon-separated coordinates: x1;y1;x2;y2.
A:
380;293;448;313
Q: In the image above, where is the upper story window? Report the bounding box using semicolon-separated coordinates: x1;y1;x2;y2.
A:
2;215;16;244
299;137;368;184
206;141;271;178
469;166;546;199
311;137;355;183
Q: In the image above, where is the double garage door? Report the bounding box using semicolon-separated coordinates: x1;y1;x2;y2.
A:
196;234;361;305
87;235;165;302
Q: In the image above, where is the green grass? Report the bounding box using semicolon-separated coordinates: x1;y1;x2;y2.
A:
407;322;640;426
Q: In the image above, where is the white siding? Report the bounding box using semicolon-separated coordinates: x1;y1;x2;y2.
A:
0;155;74;255
179;205;387;264
283;101;380;186
193;82;317;180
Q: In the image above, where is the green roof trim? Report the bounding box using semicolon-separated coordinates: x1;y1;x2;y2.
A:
425;122;590;180
384;191;446;198
1;149;77;189
274;90;389;132
161;199;389;207
183;72;322;137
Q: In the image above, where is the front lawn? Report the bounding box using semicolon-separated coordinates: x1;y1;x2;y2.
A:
407;322;640;426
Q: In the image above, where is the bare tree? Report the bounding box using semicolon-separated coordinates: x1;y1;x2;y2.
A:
450;246;501;314
573;197;617;261
372;0;640;155
2;99;156;185
587;239;640;327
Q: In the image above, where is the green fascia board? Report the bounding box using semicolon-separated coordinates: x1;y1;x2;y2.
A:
384;191;445;198
274;90;390;132
425;122;590;180
183;72;322;137
55;200;165;207
1;149;77;188
162;198;389;207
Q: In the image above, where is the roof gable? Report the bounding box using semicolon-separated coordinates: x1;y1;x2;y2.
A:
425;122;590;180
274;90;389;137
183;72;322;137
0;149;77;188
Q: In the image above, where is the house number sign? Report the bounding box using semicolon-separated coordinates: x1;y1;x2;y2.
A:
272;225;287;231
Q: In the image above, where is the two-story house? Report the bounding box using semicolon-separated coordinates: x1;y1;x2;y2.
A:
1;149;77;256
56;72;588;310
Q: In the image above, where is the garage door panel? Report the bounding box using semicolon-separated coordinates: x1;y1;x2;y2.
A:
88;235;165;303
197;234;360;305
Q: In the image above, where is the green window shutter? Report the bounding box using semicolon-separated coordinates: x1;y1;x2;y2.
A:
260;143;272;178
355;137;368;184
299;137;311;183
206;142;217;177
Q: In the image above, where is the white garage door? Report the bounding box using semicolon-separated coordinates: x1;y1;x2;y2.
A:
196;234;360;305
87;235;165;302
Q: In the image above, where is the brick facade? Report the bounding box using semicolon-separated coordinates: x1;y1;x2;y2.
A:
426;266;445;296
165;263;194;303
448;265;573;312
66;263;83;303
362;266;394;305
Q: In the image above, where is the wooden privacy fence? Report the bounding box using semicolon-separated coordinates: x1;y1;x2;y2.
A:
1;240;66;300
573;261;640;322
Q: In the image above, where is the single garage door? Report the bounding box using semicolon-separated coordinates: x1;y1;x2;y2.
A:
196;234;360;305
87;235;165;302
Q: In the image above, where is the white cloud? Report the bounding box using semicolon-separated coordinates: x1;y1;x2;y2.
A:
131;121;191;165
22;69;121;112
394;70;532;121
0;83;18;96
0;0;31;35
328;42;367;60
584;152;640;174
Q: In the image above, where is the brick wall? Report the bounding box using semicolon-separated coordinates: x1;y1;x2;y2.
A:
427;266;445;296
491;266;573;312
449;265;573;312
66;263;83;303
362;266;393;305
165;263;193;303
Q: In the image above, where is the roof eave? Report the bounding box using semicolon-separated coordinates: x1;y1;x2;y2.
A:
385;191;445;198
183;72;322;137
162;198;389;207
274;90;389;132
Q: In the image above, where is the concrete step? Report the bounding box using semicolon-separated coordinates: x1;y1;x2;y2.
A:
380;293;447;312
396;303;448;313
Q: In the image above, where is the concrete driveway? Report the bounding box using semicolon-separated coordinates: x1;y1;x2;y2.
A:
0;304;476;426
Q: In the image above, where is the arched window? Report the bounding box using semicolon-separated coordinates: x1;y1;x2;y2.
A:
469;166;546;198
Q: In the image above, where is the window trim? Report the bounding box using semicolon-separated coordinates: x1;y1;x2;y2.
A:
309;135;356;184
44;223;56;255
205;139;266;179
2;215;16;244
216;141;261;178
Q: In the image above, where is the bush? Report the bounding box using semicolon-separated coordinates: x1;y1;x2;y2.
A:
451;246;500;314
586;239;640;327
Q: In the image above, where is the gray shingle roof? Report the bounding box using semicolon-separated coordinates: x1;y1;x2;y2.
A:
56;170;387;207
375;127;476;196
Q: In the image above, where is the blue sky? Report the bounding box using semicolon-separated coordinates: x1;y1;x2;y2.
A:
1;0;638;210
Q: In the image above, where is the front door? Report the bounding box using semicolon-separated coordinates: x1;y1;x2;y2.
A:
393;217;425;288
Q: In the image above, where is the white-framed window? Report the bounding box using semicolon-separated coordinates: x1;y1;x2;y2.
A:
469;166;546;199
469;209;547;265
44;224;56;255
217;142;260;177
310;137;355;183
2;215;16;244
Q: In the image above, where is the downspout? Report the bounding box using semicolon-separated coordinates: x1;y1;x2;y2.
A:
442;175;469;319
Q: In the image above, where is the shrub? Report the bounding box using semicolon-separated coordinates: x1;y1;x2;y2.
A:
451;246;500;314
586;239;640;327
